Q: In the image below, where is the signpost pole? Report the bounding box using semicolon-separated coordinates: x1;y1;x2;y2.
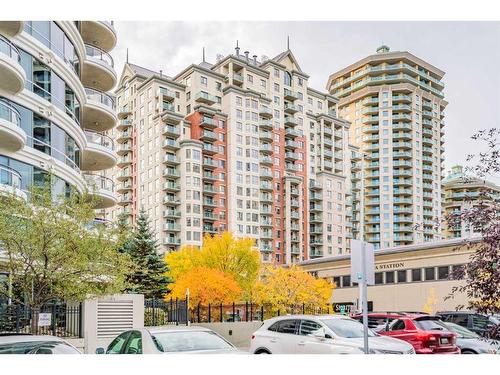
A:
361;241;369;354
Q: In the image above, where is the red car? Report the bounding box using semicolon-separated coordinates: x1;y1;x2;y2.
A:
378;314;460;354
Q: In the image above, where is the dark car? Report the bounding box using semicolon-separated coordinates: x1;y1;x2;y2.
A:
437;311;500;340
378;315;460;354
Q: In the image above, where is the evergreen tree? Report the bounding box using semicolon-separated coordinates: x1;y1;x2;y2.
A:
123;210;171;299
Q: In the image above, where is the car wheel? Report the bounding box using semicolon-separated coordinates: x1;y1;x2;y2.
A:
255;349;271;354
461;350;476;354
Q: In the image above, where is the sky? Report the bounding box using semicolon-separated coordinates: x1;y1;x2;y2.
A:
112;21;500;182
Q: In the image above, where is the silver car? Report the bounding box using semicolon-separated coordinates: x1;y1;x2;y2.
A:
250;314;415;354
0;335;81;354
97;326;245;354
443;322;499;354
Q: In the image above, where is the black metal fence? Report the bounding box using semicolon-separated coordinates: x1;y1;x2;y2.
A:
0;303;83;338
144;299;334;326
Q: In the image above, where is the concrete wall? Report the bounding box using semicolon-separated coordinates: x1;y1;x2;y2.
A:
193;322;263;349
83;294;144;354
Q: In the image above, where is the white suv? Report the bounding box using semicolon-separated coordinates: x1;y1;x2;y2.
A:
249;314;415;354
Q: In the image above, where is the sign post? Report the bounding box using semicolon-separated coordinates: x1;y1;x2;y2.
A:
351;239;375;354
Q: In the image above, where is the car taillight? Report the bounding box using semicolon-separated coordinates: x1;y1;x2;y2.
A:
251;335;255;340
416;333;437;347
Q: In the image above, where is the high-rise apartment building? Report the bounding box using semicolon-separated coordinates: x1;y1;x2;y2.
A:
110;46;354;264
442;165;500;238
327;46;447;249
0;22;118;213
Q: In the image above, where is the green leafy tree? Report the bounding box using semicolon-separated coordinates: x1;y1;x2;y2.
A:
122;210;171;298
0;180;132;309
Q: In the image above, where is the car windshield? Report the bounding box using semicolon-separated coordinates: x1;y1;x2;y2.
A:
0;341;80;354
490;316;500;325
320;318;376;338
413;318;448;331
151;331;234;353
444;322;480;339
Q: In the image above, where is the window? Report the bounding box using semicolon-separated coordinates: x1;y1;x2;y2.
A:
412;268;422;282
438;266;449;280
299;320;323;336
424;267;435;281
274;319;299;334
341;275;351;288
123;331;142;354
385;271;395;284
106;332;130;354
200;76;207;86
397;270;407;283
247;74;253;83
375;272;383;285
284;71;292;86
390;319;406;331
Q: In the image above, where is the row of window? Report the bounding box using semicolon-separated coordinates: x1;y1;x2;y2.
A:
333;264;464;288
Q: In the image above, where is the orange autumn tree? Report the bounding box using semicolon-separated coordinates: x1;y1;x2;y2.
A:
169;267;242;306
254;265;334;313
164;232;261;301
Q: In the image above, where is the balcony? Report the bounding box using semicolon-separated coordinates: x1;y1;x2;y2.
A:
82;44;117;92
203;211;217;221
163;168;180;178
260;155;273;166
164;223;181;232
79;21;117;52
200;116;217;129
309;181;322;190
284;88;299;101
82;131;117;171
163;125;180;137
284;104;299;114
363;125;379;134
203;171;216;181
163;181;180;192
164;210;181;218
116;169;132;181
0;165;26;200
159;87;176;101
285;140;299;150
163;154;179;166
116;180;132;193
392;94;412;103
260;169;273;179
310;192;322;201
285;152;298;161
0;35;25;94
164;237;181;246
392;114;412;122
116;143;132;156
203;143;217;155
259;107;273;118
203;157;218;169
200;130;217;142
163;195;180;205
393;151;412;159
260;182;273;191
285;128;301;139
259;119;273;130
0;99;26;151
0;22;23;37
203;198;217;207
195;91;217;105
260;194;273;203
83;174;117;209
163;139;180;150
259;131;273;142
284;117;298;126
260;143;273;155
83;87;117;132
310;204;322;212
203;224;217;234
203;185;216;195
232;72;244;84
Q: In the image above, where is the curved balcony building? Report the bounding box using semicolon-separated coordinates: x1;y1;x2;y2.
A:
0;21;118;210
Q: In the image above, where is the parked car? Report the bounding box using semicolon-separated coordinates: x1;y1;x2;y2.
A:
0;334;81;354
442;322;498;354
351;312;407;332
378;314;460;354
96;326;244;354
437;311;500;340
249;314;415;354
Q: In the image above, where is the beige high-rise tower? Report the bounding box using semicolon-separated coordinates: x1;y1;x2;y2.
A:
327;46;447;249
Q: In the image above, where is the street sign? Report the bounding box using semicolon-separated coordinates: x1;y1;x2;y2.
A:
38;313;51;327
350;240;375;285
